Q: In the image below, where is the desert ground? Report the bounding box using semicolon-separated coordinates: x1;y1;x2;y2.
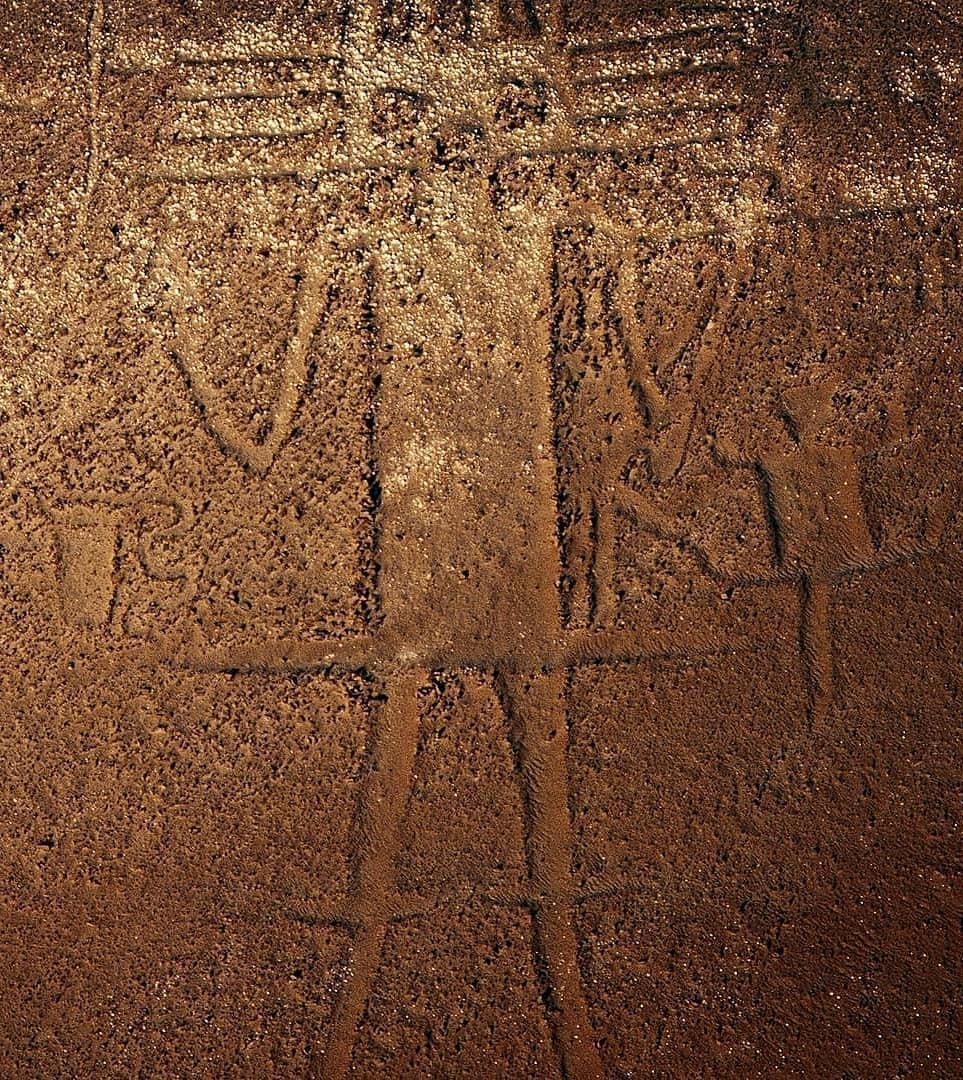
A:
0;1;960;1076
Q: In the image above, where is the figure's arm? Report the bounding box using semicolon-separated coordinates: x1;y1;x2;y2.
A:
852;396;910;463
609;248;672;430
882;400;909;447
136;495;196;582
707;432;755;469
616;486;684;543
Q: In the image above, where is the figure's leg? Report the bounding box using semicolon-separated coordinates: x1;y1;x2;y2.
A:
496;669;604;1080
592;493;618;629
318;668;425;1080
562;493;594;629
799;577;834;729
645;419;690;483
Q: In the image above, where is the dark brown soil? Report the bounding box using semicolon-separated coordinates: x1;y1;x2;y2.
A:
1;2;960;1077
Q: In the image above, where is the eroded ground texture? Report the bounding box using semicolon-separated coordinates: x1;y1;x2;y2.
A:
0;1;961;1076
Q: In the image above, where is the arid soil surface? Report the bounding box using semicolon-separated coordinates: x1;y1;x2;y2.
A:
1;1;961;1077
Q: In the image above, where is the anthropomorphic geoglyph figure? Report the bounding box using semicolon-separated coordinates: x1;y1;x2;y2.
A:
702;377;948;726
705;379;874;722
564;220;953;724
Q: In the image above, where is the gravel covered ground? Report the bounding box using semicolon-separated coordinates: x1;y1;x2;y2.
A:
0;2;960;1076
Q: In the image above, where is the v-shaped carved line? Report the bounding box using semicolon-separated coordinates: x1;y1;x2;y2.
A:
167;249;328;475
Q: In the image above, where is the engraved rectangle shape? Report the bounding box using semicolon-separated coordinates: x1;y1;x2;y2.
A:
170;92;343;141
174;54;343;98
567;9;742;46
152;128;345;181
573;106;738;152
570;67;743;116
567;31;744;81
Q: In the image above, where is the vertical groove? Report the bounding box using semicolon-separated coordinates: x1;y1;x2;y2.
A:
799;577;834;729
79;0;105;242
497;668;604;1080
63;0;106;313
317;668;425;1080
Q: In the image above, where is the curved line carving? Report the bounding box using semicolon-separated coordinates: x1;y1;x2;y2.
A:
164;246;330;475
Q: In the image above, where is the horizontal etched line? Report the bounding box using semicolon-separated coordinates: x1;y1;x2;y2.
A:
568;45;745;82
153;625;744;677
494;142;757;171
569;53;790;88
775;200;963;226
171;126;335;143
148;133;347;179
144;164;388;184
573;101;737;124
104;64;155;76
145;170;301;184
177;61;340;98
174;51;342;66
138;142;774;186
172;88;339;103
813;96;866;107
570;22;738;54
566;5;796;47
